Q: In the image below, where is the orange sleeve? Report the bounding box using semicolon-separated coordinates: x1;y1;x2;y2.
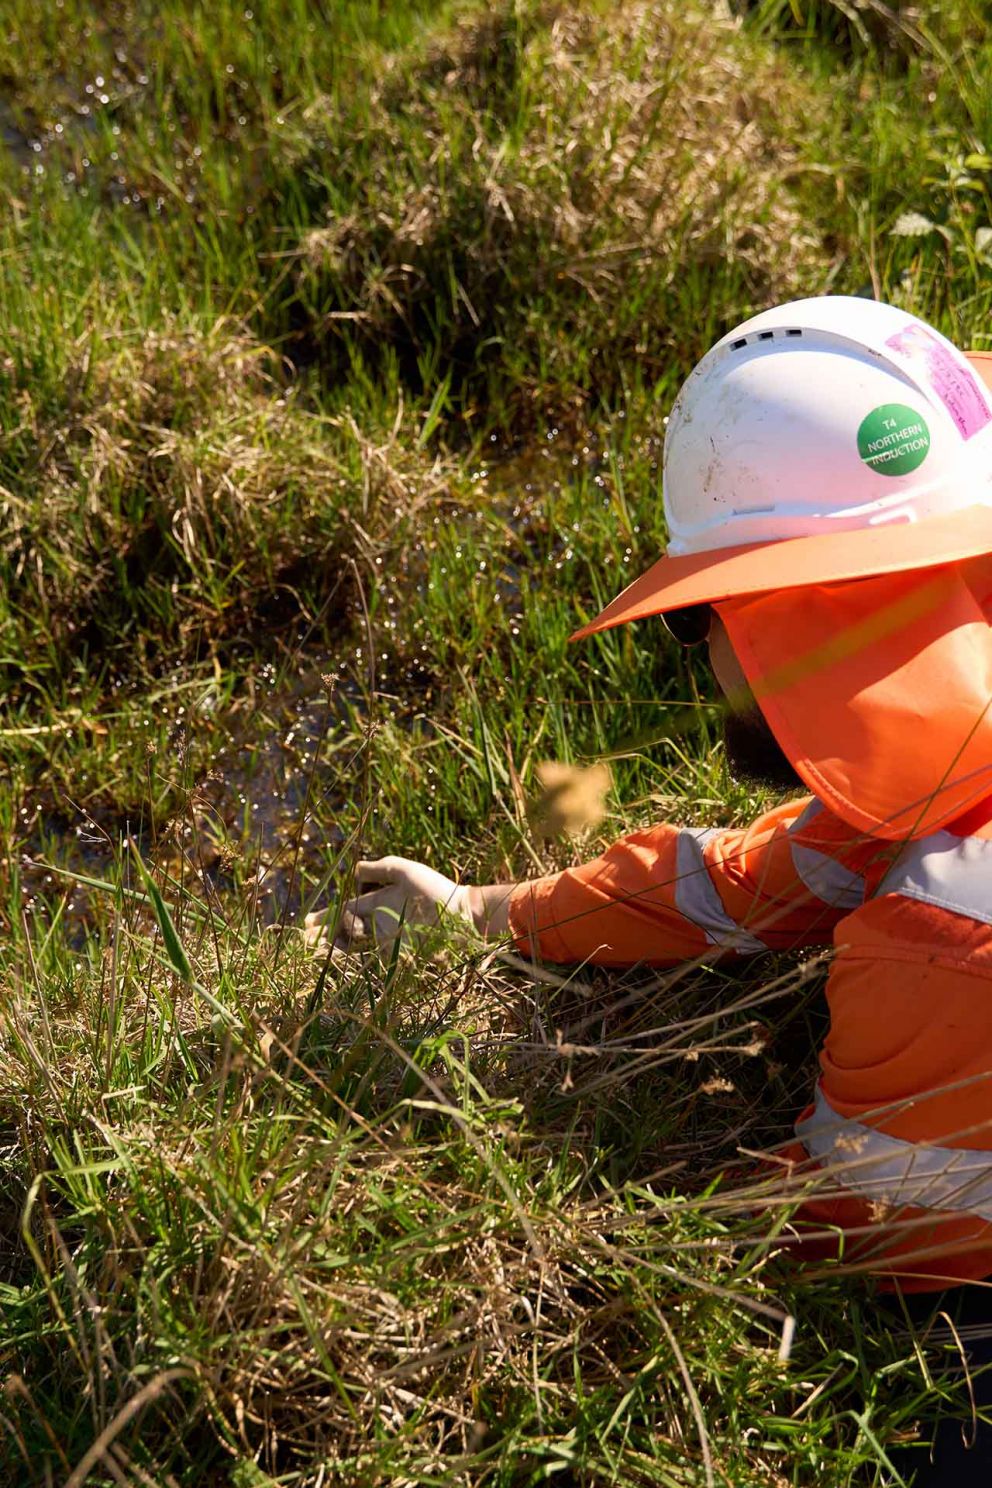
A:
507;795;879;967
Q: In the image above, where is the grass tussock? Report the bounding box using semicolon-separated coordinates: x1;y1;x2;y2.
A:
0;316;458;681
293;0;827;411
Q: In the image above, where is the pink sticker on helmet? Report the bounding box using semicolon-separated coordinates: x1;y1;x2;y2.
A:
886;323;991;440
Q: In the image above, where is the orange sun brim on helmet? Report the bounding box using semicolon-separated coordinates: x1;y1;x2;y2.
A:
570;351;992;642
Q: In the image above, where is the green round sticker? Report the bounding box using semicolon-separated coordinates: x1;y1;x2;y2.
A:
857;403;931;477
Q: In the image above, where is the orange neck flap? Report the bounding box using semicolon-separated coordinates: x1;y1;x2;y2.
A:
717;556;992;840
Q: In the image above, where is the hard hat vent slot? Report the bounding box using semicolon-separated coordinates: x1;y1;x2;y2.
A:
729;327;804;351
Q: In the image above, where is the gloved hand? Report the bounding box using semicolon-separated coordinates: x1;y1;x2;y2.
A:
303;857;476;954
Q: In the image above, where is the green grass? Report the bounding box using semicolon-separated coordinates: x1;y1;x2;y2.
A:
1;0;992;1482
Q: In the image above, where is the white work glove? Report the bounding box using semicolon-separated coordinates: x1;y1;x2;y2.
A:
303;857;475;954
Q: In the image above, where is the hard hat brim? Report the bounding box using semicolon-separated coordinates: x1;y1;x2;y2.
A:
571;351;992;642
570;503;992;640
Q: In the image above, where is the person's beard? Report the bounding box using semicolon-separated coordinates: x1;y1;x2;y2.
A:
722;703;803;791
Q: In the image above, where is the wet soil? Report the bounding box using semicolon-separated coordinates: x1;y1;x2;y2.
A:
15;656;356;942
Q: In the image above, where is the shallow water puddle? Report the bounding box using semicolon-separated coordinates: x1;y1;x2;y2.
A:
17;656;358;940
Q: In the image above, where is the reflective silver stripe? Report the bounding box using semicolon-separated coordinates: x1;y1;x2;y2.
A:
787;800;865;910
878;830;992;927
796;1087;992;1222
674;828;766;954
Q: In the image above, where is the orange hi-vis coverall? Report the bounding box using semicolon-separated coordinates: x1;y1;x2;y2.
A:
508;557;992;1293
507;790;992;1290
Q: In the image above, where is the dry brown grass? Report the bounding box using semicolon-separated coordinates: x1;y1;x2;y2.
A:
0;923;813;1483
295;0;827;401
0;317;458;676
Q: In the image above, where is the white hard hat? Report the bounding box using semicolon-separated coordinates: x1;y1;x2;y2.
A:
572;296;992;640
663;295;992;555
